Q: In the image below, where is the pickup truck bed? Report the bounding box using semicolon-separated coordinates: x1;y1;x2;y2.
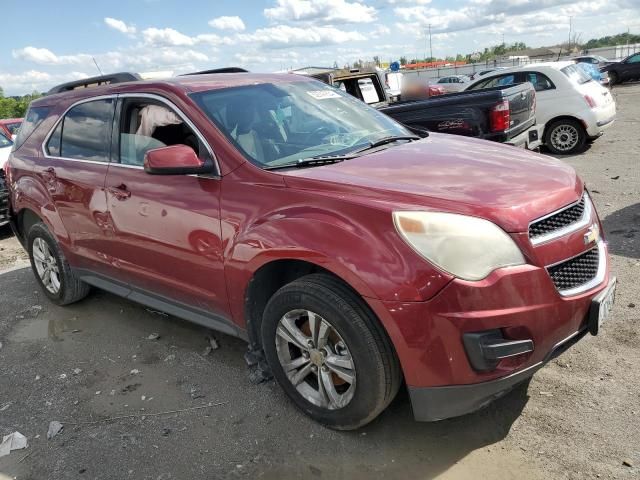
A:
379;83;537;145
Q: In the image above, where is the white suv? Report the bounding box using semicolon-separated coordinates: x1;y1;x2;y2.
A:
464;62;616;154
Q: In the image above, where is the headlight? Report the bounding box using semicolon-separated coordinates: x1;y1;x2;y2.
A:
393;211;525;281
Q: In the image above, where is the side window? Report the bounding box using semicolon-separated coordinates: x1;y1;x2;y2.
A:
118;99;209;167
46;121;62;156
627;54;640;64
470;74;513;90
58;99;115;162
524;72;555;91
496;74;515;86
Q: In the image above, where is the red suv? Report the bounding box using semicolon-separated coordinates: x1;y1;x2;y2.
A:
5;71;616;429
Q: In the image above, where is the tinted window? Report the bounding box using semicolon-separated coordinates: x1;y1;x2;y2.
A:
524;72;554;91
13;106;49;150
46;121;62;156
6;122;21;135
60;99;114;162
627;54;640;64
469;74;514;90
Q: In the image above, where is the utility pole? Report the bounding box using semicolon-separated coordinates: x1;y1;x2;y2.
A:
568;16;573;53
429;24;433;62
502;33;505;46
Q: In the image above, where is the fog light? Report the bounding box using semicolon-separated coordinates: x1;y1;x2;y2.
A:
463;330;534;372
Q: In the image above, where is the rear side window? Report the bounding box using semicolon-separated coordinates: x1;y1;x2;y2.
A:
13;106;49;150
48;99;115;162
523;72;555;91
6;122;21;135
469;74;514;90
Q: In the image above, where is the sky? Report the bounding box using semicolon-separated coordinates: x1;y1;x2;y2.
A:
2;0;639;95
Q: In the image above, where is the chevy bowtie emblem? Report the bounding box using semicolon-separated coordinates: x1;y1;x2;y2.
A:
584;225;599;245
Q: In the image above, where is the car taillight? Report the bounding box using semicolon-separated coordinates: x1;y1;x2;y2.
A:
584;94;597;108
490;99;510;132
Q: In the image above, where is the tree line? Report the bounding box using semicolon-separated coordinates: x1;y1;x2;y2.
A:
0;87;42;120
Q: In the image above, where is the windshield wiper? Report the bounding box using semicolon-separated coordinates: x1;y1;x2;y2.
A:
263;155;355;170
263;135;420;171
353;135;420;154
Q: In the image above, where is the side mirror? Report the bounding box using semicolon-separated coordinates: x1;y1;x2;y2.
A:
144;145;214;175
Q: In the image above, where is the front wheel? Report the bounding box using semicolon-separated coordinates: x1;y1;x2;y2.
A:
261;274;402;430
544;119;587;155
608;71;618;86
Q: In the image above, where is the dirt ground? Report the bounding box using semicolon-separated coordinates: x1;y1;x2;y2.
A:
0;83;639;480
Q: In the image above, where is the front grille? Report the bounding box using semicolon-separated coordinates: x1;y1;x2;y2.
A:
529;195;586;240
547;246;599;292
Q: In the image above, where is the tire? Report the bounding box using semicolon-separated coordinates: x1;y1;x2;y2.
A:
608;71;618;86
27;222;90;305
261;273;402;430
544;119;587;155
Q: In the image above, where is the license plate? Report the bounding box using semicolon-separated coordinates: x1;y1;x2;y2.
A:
588;277;616;335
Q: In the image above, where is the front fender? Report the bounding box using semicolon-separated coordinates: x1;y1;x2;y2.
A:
223;212;452;326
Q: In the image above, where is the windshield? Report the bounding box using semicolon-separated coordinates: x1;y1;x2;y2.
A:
0;132;13;148
191;80;409;168
561;64;592;85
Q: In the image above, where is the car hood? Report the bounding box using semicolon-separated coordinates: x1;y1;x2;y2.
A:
281;133;583;232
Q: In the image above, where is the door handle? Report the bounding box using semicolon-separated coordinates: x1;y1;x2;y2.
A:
108;184;131;200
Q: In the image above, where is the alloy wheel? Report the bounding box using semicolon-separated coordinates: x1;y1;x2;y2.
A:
275;309;356;410
550;124;579;152
32;237;61;294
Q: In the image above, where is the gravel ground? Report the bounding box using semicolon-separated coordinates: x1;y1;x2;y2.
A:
0;83;638;480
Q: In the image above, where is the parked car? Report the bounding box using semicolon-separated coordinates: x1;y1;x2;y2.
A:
0;118;23;141
304;68;541;149
576;62;610;87
470;67;507;81
0;132;12;226
435;75;470;93
600;52;640;85
573;55;613;68
465;62;616;154
7;71;615;429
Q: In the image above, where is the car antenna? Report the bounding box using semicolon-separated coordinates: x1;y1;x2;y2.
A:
92;57;104;76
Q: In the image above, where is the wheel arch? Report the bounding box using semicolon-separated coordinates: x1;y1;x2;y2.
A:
543;115;588;138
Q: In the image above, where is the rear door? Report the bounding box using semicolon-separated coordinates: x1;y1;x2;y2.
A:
620;53;640;80
516;71;557;126
102;94;229;319
43;98;115;274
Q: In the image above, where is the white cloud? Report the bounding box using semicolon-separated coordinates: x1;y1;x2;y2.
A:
208;16;246;31
264;0;377;24
237;25;365;48
142;27;195;46
12;47;92;65
0;70;90;94
104;17;136;35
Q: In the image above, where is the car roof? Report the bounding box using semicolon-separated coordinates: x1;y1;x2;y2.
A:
469;61;575;78
31;72;313;108
0;118;22;124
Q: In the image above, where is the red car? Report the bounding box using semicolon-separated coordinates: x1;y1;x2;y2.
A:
5;71;615;429
0;118;23;140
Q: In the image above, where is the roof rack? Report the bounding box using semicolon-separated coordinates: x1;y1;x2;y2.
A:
47;72;141;95
180;67;249;76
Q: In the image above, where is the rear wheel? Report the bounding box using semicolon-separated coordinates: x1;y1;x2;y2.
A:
27;222;90;305
544;119;587;155
261;274;402;430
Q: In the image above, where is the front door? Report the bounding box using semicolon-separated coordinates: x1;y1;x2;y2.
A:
103;95;229;319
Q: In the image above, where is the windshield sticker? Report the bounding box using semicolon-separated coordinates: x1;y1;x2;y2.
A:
306;90;342;100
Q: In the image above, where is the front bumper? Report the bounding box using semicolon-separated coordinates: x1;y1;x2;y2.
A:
408;328;587;421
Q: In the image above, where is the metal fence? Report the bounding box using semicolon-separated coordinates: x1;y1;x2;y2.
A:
401;43;640;83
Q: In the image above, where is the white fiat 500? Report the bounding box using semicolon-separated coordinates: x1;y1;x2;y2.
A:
464;61;616;154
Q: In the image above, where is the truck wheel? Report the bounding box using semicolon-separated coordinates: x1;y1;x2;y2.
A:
608;71;618;86
27;222;90;305
261;273;402;430
544;119;586;155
